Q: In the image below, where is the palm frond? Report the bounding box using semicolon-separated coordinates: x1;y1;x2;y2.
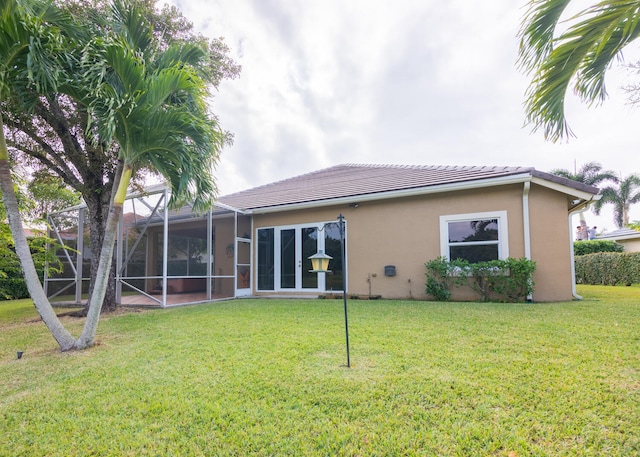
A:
520;0;640;141
518;0;573;72
594;173;640;227
111;0;152;53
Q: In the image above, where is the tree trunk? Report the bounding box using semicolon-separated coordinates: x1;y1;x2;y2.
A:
76;163;131;349
85;192;117;313
0;115;76;351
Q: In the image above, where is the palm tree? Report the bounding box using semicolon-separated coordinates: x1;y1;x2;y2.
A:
72;1;224;348
3;1;238;314
1;0;225;350
594;174;640;228
550;161;618;187
549;161;618;229
0;0;77;350
519;1;640;141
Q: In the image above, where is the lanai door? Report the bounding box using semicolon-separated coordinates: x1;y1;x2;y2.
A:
257;224;328;292
236;238;251;297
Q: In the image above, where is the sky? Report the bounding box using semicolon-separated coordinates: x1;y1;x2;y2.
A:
166;0;640;234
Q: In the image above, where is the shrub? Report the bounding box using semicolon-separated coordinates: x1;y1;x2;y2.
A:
424;257;463;301
468;258;536;302
574;240;623;256
0;279;29;300
425;257;536;302
575;252;640;285
0;231;65;300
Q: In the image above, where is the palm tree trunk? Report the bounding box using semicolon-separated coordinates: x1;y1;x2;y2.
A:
76;163;132;349
578;210;587;226
0;114;76;351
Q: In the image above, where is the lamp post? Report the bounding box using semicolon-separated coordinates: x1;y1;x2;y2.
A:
309;214;350;368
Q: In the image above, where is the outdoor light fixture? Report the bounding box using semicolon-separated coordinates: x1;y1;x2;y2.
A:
309;250;333;273
308;214;351;368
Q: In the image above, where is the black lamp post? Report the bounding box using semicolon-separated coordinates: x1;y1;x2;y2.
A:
309;214;350;368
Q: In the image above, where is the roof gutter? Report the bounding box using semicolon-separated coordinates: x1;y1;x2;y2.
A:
244;173;598;215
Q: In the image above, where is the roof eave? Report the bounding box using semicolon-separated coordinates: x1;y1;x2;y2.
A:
246;172;584;215
530;176;599;201
599;233;640;241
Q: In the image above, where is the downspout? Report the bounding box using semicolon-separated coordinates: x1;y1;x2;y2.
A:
522;182;532;301
568;196;600;299
568;206;582;300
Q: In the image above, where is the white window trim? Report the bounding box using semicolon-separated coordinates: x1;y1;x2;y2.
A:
439;210;509;261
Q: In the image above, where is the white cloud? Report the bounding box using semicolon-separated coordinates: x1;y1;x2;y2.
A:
167;0;640;230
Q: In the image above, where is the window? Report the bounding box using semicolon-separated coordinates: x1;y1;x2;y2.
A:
440;211;509;263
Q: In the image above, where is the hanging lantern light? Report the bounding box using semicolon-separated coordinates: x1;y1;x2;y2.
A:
308;249;333;273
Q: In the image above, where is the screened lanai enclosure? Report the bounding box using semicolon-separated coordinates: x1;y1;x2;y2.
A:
45;185;252;307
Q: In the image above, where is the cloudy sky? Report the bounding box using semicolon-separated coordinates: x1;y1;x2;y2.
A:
167;0;640;232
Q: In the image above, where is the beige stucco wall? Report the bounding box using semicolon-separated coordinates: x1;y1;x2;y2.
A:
618;239;640;252
527;185;574;301
251;182;576;302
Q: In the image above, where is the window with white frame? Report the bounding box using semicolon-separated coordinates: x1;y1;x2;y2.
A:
439;211;509;263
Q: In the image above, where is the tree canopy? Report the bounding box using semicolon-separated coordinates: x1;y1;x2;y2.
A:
594;173;640;228
549;161;618;187
0;0;238;350
2;0;239;313
519;0;640;141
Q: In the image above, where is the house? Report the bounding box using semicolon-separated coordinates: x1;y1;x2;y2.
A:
597;227;640;252
45;164;599;306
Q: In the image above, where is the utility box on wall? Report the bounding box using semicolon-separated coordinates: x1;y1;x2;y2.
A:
384;265;396;277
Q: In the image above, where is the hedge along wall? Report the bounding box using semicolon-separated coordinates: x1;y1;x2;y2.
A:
575;252;640;285
573;240;623;256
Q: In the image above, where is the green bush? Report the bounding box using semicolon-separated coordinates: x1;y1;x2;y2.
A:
575;252;640;285
468;258;536;302
424;257;466;301
574;240;623;256
0;279;29;300
425;257;536;302
0;231;65;300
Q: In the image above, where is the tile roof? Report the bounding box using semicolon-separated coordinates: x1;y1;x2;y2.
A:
598;227;640;240
218;164;599;211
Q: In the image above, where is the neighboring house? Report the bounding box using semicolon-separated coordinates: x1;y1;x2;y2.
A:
597;227;640;252
46;164;599;306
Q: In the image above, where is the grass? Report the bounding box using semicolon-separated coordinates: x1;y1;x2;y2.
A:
1;285;638;456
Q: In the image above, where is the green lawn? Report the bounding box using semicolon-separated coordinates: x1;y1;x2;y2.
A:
1;286;638;456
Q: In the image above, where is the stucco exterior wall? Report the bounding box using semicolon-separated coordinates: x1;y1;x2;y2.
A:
528;185;574;301
250;182;575;302
618;239;640;252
